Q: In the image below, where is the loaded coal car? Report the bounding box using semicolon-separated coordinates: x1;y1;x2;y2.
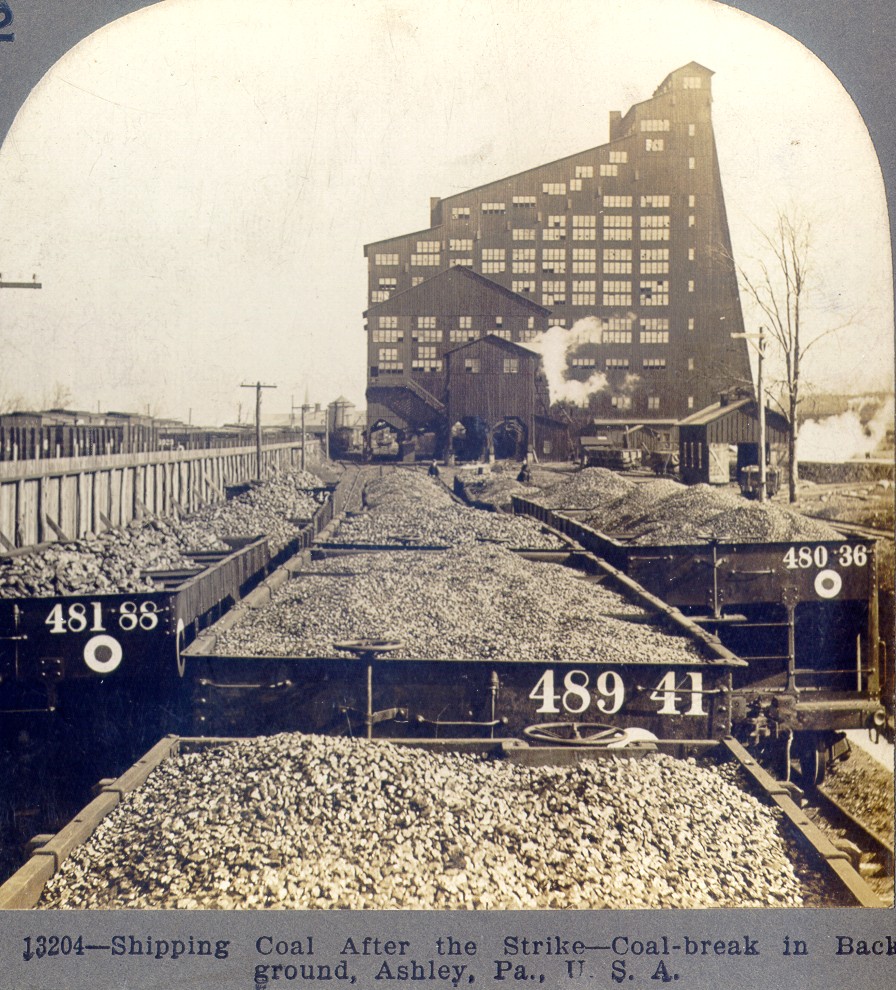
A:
178;471;744;753
511;474;889;785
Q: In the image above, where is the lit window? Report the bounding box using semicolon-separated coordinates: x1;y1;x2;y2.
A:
503;358;519;374
372;329;402;343
412;358;443;372
688;318;695;330
378;316;398;329
542;249;566;274
688;396;695;409
641;261;668;274
450;239;473;251
640;195;670;209
482;261;506;274
374;253;399;266
572;357;597;368
640;215;670;242
378;347;398;362
609;151;627;163
512;196;537;207
689;215;696;228
612;395;633;410
683;76;702;89
417;316;436;329
417;241;439;253
459;316;472;329
512;228;536;240
492;329;511;340
641;331;669;344
641;318;669;331
528;317;535;329
519;329;539;342
640;119;671;132
416;345;438;359
542;183;566;195
543;228;566;241
450;258;473;267
688;195;696;208
603;215;632;241
640;280;669;306
481;202;506;213
569;179;582;191
603;331;632;344
643;357;667;369
599;164;618;176
411;277;425;287
688;357;695;371
688;124;696;137
603;261;631;275
548;215;567;228
603;280;631;307
646;139;664;152
542;280;567;305
572;280;596;306
482;248;506;260
495;316;503;326
688;280;695;293
449;329;477;343
378;277;397;289
370;291;390;302
575;165;594;178
411;252;440;266
688;157;696;170
647;397;660;410
512;280;536;294
573;248;597;273
451;206;471;220
605;358;630;369
602;197;632;208
688;248;695;261
465;358;481;373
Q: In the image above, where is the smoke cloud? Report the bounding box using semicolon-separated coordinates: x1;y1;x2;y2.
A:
797;395;894;463
523;318;608;406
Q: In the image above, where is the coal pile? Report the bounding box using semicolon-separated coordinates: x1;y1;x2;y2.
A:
39;734;809;909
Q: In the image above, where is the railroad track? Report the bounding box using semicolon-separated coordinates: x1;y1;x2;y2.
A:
810;784;894;894
721;737;889;908
806;516;894;542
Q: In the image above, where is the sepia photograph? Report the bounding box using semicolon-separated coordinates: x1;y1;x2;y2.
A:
0;0;892;962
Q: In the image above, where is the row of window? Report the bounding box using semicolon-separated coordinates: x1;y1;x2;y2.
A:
378;315;534;330
610;394;695;411
375;353;522;374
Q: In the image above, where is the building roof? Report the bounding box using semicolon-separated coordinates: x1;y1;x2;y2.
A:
677;397;789;432
445;333;544;360
364;265;551;317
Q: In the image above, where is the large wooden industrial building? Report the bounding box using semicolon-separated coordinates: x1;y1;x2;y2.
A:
364;63;754;455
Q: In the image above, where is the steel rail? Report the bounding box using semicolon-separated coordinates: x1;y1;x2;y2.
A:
721;736;887;907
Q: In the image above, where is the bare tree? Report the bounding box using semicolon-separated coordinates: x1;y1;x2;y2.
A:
734;208;850;502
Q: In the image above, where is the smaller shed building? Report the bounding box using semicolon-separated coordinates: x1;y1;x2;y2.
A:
677;396;789;485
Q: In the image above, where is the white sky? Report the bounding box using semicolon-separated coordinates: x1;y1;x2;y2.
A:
0;0;891;425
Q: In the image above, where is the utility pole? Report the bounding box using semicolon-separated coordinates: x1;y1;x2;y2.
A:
731;328;768;502
240;381;277;479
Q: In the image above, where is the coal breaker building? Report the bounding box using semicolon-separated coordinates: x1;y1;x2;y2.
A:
364;63;752;459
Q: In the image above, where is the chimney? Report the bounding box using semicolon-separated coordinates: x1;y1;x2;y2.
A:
609;111;622;140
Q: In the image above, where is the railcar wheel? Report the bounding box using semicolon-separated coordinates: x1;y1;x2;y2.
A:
795;735;827;788
522;722;628;746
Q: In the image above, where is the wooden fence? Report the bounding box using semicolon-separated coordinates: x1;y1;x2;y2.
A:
0;442;312;550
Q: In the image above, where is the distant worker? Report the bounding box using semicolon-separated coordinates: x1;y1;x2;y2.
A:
517;462;531;484
428;460;440;478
